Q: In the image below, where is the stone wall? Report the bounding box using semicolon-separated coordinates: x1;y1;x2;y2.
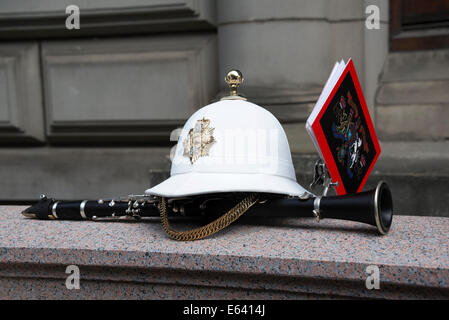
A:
217;0;389;153
0;0;218;200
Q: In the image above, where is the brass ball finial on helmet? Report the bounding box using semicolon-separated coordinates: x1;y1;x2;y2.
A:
222;70;246;100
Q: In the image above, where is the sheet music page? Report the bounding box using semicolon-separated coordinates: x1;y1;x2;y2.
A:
306;59;347;159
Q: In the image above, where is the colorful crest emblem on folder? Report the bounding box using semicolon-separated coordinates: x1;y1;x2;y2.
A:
308;59;381;195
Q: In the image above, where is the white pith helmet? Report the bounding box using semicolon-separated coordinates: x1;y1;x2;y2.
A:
145;70;308;198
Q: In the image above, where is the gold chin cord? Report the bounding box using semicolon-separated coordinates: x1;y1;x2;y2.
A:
159;193;259;241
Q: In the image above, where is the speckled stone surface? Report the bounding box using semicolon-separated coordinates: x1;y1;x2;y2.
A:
0;206;448;299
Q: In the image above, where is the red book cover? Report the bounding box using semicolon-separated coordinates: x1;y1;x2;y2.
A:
306;59;381;195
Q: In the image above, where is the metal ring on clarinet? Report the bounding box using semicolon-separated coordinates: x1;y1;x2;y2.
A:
51;201;59;219
80;200;88;219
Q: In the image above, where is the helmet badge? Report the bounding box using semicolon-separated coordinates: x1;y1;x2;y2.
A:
183;117;216;164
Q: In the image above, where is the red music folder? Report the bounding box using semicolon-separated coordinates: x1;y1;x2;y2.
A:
306;59;381;195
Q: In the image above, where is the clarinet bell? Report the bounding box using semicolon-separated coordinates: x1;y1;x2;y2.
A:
319;181;393;234
372;181;394;234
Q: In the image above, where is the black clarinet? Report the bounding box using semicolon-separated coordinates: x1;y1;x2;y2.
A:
22;181;393;235
21;195;161;221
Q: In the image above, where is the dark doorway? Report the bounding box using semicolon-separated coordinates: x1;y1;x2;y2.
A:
390;0;449;50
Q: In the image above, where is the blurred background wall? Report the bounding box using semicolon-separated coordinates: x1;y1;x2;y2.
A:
0;0;447;216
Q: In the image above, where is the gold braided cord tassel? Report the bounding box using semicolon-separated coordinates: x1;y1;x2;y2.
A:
159;193;259;241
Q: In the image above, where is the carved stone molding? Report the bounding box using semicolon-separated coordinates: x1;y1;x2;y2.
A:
0;43;45;144
376;49;449;140
41;34;218;143
0;0;216;39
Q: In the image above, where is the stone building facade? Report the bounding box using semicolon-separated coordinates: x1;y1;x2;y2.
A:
0;0;447;215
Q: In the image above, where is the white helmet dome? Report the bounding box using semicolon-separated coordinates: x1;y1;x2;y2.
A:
146;70;308;198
